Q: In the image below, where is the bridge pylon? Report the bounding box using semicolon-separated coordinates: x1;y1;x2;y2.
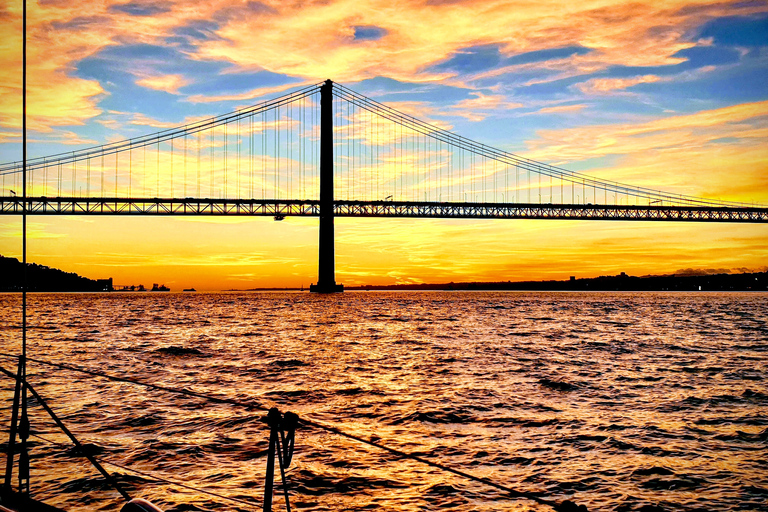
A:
310;80;344;293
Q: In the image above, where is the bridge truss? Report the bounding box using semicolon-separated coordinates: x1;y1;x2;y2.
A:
1;197;765;223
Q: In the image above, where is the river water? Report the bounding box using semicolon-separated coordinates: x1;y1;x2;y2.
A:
0;292;766;512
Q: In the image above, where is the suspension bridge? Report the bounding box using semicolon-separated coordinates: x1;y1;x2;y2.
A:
1;80;766;291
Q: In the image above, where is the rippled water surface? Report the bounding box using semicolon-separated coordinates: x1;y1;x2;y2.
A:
0;292;766;512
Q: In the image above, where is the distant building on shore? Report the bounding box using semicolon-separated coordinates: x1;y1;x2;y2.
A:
96;278;113;291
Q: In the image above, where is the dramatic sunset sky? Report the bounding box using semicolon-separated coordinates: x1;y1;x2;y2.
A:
0;0;767;290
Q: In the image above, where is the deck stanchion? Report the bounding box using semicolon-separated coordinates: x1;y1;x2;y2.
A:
2;358;23;493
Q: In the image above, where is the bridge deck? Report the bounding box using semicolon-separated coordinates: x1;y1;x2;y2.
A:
1;197;766;222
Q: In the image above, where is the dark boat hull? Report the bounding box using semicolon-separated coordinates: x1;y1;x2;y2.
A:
0;489;64;512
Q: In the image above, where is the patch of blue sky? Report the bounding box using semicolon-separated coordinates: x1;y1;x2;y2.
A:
431;44;502;74
75;43;299;129
708;137;743;145
697;13;768;47
551;155;622;175
502;39;747;109
181;70;301;98
625;60;768;109
588;96;669;118
514;114;585;137
108;2;171;16
595;45;741;82
345;77;476;105
166;20;224;51
514;74;590;99
77;43;213;78
0;142;20;164
353;26;387;41
503;46;592;67
76;62;209;128
672;45;742;70
211;1;277;23
470;66;572;94
450;121;532;153
344;76;417;94
430;44;592;75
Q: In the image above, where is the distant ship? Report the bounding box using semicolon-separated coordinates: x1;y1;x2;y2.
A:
150;283;170;291
183;288;196;292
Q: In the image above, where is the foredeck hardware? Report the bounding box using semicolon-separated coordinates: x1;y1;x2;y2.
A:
2;358;24;495
263;407;297;512
3;357;29;496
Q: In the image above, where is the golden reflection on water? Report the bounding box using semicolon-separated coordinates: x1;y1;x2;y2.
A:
0;291;766;512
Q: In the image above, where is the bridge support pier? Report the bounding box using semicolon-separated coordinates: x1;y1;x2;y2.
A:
310;80;343;293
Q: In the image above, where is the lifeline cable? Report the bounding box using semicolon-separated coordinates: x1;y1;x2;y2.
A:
0;353;587;511
0;353;270;413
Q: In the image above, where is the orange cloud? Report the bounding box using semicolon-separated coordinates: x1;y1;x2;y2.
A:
577;75;663;94
193;0;765;87
2;0;765;130
0;2;108;134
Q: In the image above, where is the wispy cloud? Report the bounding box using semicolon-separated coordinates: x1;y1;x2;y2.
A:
3;0;765;134
135;73;190;94
576;75;663;95
536;104;587;114
450;92;524;121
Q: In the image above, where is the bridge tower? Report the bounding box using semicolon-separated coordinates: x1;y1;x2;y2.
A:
310;80;344;293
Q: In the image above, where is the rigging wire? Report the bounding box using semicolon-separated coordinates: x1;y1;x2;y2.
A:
18;0;30;495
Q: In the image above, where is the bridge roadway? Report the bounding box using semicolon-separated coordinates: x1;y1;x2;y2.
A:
1;197;766;222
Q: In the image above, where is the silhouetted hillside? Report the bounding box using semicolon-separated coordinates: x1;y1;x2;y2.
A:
348;271;768;292
0;255;112;292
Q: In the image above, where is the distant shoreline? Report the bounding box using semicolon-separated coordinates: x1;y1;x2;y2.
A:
229;271;767;292
2;254;765;292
